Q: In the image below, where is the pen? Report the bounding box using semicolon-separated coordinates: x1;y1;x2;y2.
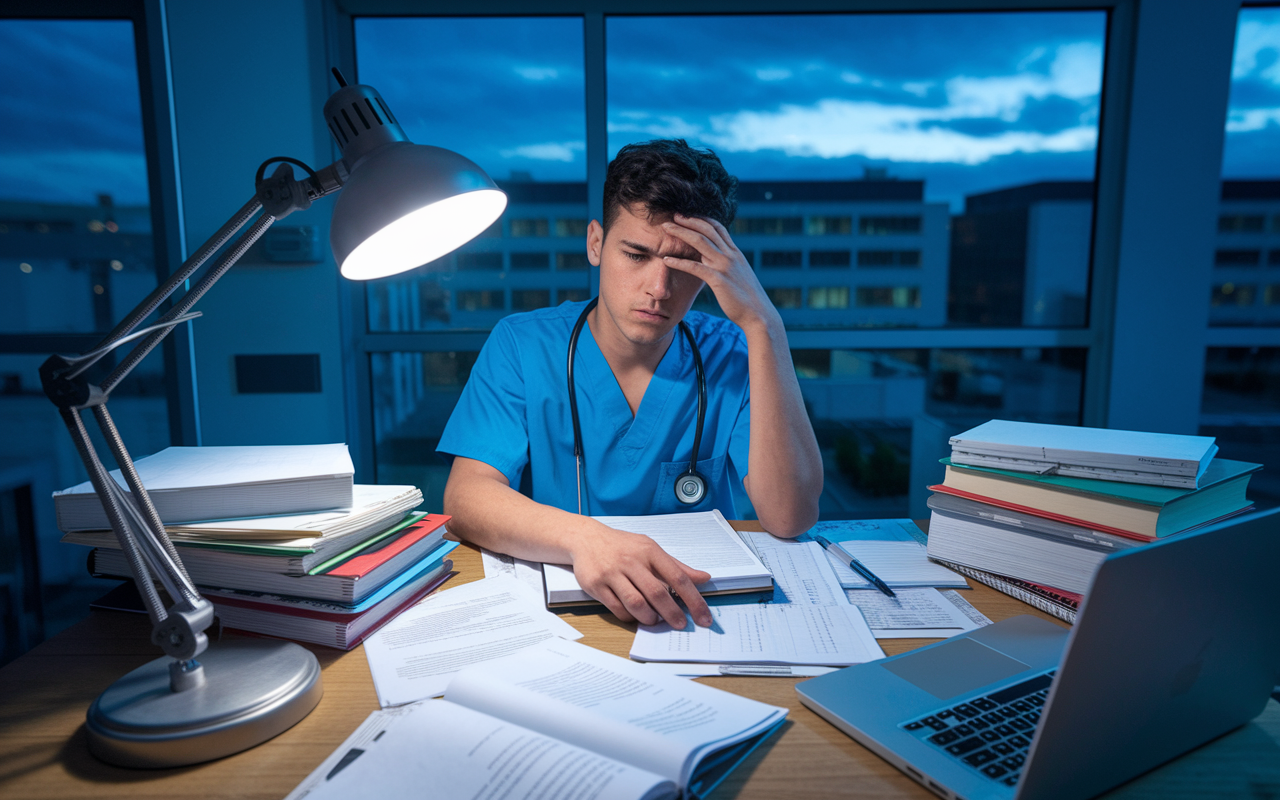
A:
813;535;897;598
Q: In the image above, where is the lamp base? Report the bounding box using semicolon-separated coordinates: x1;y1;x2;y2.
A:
86;638;323;768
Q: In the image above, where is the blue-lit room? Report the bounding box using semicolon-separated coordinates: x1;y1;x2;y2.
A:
2;0;1279;796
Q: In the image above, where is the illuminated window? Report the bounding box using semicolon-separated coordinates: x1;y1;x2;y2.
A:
1211;283;1255;307
809;286;850;309
510;218;550;237
857;286;921;308
457;290;503;311
733;217;803;235
555;219;588;237
808;216;852;235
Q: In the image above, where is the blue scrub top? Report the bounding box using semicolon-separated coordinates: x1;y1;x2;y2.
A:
437;300;752;518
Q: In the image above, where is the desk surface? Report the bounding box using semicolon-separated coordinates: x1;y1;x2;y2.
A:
2;522;1277;800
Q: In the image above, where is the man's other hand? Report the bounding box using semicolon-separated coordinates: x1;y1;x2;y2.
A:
571;525;714;629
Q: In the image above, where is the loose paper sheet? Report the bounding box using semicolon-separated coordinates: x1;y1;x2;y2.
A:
843;587;984;638
480;547;546;598
631;604;884;666
822;541;969;589
363;576;581;706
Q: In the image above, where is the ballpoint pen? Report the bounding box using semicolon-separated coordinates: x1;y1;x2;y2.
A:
813;535;897;597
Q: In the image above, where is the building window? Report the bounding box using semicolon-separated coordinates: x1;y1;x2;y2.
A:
810;250;852;268
766;287;802;309
512;289;551;311
510;252;550;270
857;249;922;267
857;286;921;308
1269;250;1280;266
555;219;588;237
1265;285;1280;306
1211;283;1256;307
732;217;803;235
859;216;922;235
558;287;589;303
1215;249;1263;267
510;218;550;237
556;252;589;270
808;216;852;235
1218;214;1266;233
457;251;503;270
761;250;802;268
741;249;755;268
457;290;503;311
809;286;850;309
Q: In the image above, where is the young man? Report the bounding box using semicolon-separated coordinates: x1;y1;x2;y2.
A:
438;139;822;630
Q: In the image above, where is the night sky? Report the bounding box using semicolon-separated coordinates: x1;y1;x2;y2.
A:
0;9;1277;210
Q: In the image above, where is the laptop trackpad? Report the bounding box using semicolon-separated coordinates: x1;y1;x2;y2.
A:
882;638;1031;700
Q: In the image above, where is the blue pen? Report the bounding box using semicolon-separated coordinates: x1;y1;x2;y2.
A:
813;535;897;598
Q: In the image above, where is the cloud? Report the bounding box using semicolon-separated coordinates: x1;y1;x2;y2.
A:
514;66;560;81
0;150;149;205
944;41;1102;121
1226;107;1280;132
498;141;585;162
902;81;934;98
1232;14;1280;85
703;99;1096;164
755;68;792;81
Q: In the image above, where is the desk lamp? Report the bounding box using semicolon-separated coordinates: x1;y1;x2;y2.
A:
38;69;506;768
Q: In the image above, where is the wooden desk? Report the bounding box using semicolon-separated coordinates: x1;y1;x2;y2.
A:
2;524;1277;799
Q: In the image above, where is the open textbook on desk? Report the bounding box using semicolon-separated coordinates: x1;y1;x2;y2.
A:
294;638;787;800
542;510;773;607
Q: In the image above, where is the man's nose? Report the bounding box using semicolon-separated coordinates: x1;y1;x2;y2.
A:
646;261;674;300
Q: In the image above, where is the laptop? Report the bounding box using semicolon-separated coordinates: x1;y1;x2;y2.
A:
796;507;1280;800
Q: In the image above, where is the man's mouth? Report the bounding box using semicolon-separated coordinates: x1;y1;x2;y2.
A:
633;308;668;322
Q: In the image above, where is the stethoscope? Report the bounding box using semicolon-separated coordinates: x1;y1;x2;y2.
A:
567;297;708;515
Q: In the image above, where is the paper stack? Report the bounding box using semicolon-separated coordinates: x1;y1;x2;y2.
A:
58;445;457;649
927;420;1261;617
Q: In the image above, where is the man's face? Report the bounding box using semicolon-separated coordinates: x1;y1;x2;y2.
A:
586;203;706;349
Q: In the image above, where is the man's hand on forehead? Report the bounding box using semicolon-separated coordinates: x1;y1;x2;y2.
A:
659;213;780;331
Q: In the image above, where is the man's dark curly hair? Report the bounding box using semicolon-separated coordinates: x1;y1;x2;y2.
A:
602;139;738;234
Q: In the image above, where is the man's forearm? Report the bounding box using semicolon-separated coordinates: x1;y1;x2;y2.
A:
741;315;823;537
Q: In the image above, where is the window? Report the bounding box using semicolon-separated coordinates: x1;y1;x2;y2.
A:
512;289;551;311
766;287;802;309
1219;214;1266;232
511;252;550;270
733;217;803;235
1271;250;1280;266
810;250;851;268
859;216;922;235
556;252;589;270
858;250;922;268
808;216;852;235
555;218;588;237
1265;285;1280;306
457;290;503;311
761;250;802;268
558;287;589;303
511;218;550;237
809;286;850;309
1216;249;1263;266
858;286;921;308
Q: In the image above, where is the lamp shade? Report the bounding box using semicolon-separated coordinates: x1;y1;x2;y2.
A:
331;142;507;280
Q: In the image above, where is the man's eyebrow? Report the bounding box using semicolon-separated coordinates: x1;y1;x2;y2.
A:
619;239;657;254
619;238;701;260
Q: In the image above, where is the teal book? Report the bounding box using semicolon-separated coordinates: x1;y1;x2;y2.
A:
935;457;1260;539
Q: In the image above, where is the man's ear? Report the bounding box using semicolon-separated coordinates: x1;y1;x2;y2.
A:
586;219;604;267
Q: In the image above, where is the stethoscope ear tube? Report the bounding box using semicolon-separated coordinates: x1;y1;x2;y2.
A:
567;297;710;511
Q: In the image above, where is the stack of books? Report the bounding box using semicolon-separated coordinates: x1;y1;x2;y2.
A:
58;445;457;649
925;421;1260;622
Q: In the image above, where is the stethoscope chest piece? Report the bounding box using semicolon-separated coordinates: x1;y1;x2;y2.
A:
676;471;707;505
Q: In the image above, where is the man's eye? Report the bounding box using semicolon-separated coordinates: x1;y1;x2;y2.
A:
625;251;646;263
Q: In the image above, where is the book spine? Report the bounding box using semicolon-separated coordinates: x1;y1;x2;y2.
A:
935;559;1078;625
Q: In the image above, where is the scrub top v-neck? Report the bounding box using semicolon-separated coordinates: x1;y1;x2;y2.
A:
437;300;752;518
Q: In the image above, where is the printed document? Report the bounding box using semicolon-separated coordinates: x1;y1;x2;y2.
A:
295;639;788;800
480;547;546;597
631;603;884;666
843;587;985;638
746;537;849;606
362;576;581;706
822;540;969;589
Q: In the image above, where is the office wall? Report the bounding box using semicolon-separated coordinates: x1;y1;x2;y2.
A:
165;0;347;447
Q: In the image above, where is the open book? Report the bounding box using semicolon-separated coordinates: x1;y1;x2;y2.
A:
543;510;774;607
298;638;787;800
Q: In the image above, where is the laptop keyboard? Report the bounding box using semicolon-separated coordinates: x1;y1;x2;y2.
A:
900;671;1055;788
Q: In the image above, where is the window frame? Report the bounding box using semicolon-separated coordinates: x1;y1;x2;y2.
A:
329;0;1239;485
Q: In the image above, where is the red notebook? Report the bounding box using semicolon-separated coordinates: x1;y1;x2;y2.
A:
325;513;450;578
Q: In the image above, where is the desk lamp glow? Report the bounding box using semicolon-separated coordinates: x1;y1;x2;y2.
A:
38;69;506;768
